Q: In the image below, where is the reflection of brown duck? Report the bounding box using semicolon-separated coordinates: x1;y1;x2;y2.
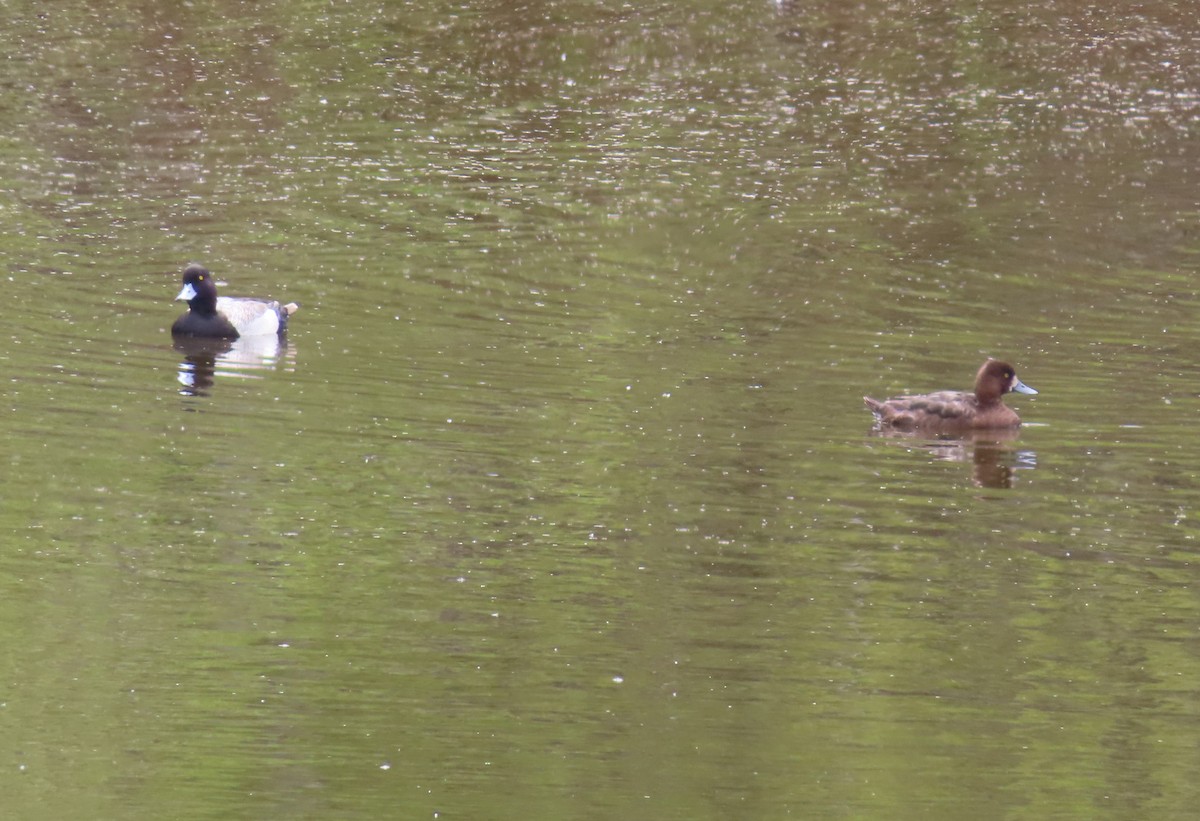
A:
869;427;1034;489
864;359;1037;432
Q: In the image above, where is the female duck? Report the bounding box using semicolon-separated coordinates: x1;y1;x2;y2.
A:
171;263;299;338
864;359;1037;431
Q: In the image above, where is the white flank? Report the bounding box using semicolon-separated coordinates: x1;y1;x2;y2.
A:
216;297;282;336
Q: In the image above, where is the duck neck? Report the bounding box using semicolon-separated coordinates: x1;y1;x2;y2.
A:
188;295;218;316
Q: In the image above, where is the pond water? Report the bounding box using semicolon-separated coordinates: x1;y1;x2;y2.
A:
3;1;1200;818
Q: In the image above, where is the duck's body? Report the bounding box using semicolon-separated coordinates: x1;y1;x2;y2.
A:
171;263;298;338
864;359;1037;432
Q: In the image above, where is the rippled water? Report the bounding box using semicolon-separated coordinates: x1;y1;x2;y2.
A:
3;1;1200;819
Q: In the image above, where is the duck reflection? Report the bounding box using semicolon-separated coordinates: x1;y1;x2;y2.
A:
174;334;296;396
868;427;1037;489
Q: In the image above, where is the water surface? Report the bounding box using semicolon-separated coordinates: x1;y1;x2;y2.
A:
3;1;1200;819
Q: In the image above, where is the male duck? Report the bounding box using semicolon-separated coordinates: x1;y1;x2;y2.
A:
171;263;299;338
864;359;1037;431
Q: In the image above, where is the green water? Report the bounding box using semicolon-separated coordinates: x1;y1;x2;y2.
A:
2;1;1200;819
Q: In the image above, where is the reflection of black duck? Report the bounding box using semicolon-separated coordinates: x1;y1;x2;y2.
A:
172;334;294;396
171;263;299;338
173;336;229;396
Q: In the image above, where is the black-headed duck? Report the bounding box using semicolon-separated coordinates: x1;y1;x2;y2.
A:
864;359;1037;431
171;263;299;338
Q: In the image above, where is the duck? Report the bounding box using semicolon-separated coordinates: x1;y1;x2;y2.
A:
864;359;1037;431
171;263;299;338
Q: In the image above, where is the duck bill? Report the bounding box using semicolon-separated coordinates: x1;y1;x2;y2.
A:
175;283;198;301
1012;378;1038;395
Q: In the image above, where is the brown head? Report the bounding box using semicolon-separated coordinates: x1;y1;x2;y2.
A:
974;359;1038;405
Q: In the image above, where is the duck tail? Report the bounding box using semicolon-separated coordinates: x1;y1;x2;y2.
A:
282;302;300;316
863;396;884;414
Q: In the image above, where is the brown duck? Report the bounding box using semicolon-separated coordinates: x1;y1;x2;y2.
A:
864;359;1037;431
